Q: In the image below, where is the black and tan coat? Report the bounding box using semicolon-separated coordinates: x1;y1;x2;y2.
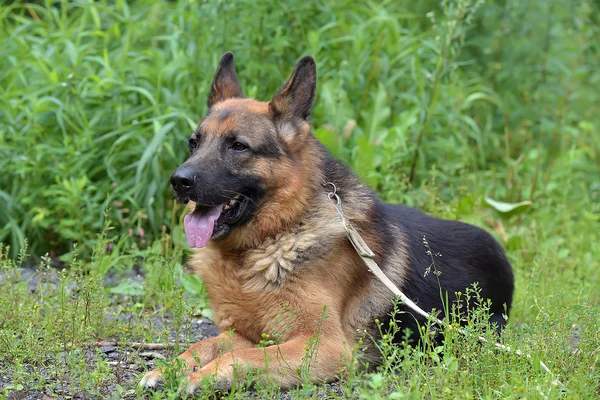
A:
140;53;514;394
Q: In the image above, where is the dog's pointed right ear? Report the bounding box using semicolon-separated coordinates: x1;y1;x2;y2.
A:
207;52;244;108
269;56;317;121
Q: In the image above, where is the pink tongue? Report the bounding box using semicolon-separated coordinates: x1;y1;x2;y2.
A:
183;205;224;248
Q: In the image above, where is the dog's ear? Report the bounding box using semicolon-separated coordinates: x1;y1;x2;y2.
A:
207;52;244;108
269;56;316;122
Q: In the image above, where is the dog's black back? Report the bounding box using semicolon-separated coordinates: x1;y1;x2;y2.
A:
377;201;514;342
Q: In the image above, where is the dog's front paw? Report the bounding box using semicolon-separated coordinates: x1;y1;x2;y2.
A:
180;371;232;395
139;368;165;389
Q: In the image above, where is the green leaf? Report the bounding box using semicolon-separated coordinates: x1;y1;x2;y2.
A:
180;273;204;296
360;82;391;144
135;121;174;184
353;135;380;188
314;127;342;159
558;248;570;259
484;197;532;214
109;281;145;296
201;308;214;320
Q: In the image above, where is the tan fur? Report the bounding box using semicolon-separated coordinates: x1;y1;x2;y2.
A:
223;135;323;251
140;56;411;393
212;98;271;115
143;169;409;391
142;137;409;389
143;141;409;390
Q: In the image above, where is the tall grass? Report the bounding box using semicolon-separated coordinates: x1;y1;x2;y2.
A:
1;0;597;257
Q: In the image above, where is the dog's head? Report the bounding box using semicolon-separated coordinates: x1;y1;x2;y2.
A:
171;52;320;249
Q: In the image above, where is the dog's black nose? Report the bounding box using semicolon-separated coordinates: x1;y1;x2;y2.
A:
170;167;196;192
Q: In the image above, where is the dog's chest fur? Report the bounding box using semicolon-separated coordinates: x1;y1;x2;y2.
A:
189;222;347;342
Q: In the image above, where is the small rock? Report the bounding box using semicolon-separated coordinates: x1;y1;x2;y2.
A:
139;351;166;360
99;346;117;353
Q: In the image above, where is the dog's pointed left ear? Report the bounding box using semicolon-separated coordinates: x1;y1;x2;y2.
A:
208;52;245;108
269;56;317;121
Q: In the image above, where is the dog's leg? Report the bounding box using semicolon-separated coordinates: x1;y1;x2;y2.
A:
139;331;254;388
182;335;349;394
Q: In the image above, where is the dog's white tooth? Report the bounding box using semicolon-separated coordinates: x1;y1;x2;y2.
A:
229;199;236;206
234;194;241;199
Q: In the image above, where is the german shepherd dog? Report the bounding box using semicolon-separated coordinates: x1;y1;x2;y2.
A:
140;53;514;394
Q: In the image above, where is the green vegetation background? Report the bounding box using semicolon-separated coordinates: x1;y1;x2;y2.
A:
0;0;598;398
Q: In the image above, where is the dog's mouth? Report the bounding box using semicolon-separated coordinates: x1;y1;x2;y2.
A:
183;193;251;248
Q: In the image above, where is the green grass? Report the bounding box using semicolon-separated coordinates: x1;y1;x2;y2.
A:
1;0;599;398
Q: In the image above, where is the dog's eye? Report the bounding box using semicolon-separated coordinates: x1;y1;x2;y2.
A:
231;142;248;152
189;138;198;151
